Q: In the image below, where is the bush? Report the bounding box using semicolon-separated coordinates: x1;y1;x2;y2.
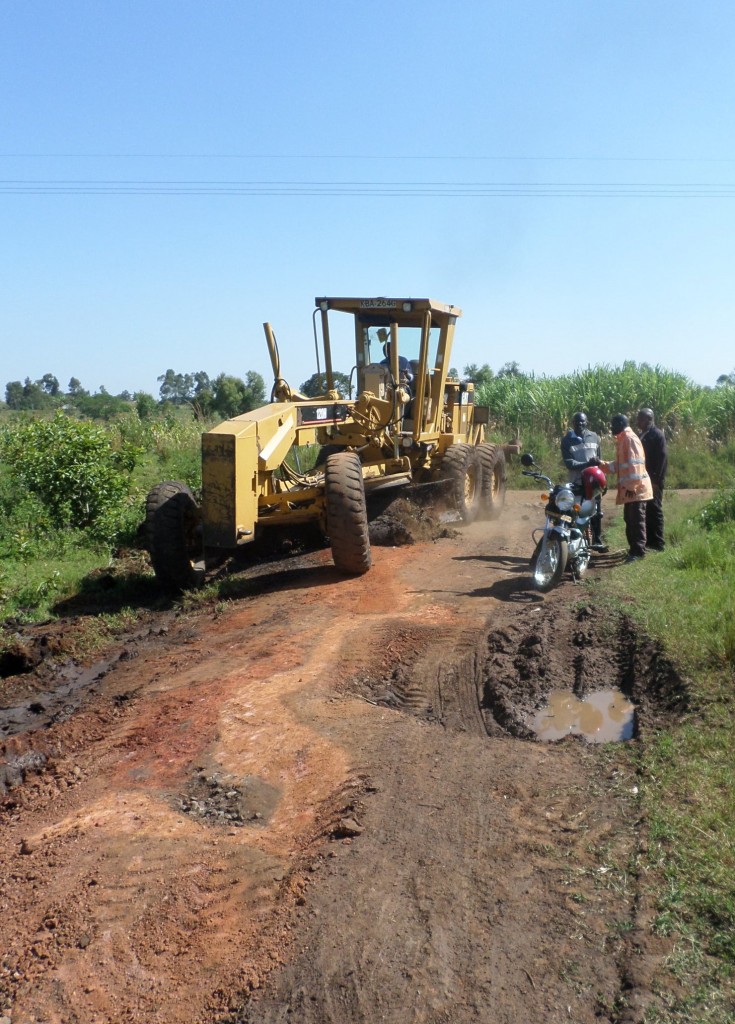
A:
0;412;139;541
699;486;735;530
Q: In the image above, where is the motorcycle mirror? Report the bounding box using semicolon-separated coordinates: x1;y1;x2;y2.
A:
520;453;535;467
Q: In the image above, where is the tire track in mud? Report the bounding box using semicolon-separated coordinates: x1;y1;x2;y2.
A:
348;599;687;744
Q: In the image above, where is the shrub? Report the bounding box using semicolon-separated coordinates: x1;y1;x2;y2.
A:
699;486;735;530
0;412;138;541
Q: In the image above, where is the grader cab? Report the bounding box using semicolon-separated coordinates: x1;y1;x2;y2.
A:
145;296;511;589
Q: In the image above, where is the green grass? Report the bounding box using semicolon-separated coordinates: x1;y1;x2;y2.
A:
665;432;735;490
0;511;111;617
592;491;735;1022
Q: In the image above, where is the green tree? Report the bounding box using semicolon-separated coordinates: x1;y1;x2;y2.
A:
193;371;211;397
189;371;214;418
5;381;24;409
67;377;88;398
300;371;351;398
463;363;495;388
13;378;53;410
158;368;196;404
210;375;242;418
205;371;266;418
40;373;60;397
134;391;158;419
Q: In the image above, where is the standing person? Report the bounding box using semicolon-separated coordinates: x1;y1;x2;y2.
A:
561;411;607;551
636;407;668;551
600;414;653;562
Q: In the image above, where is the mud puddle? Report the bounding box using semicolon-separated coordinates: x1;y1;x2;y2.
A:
350;602;688;745
0;658;116;739
526;688;636;743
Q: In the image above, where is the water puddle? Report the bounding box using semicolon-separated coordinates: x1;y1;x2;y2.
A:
527;688;636;744
0;659;116;740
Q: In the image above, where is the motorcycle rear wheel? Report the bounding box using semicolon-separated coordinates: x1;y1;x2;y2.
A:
530;534;568;591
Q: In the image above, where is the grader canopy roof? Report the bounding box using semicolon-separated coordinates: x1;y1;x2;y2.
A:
314;297;463;326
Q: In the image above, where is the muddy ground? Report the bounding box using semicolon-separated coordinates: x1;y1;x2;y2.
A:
0;491;689;1024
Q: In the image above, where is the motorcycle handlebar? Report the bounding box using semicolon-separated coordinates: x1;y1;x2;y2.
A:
522;470;554;489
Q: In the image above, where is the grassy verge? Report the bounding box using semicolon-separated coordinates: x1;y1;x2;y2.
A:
592;490;735;1022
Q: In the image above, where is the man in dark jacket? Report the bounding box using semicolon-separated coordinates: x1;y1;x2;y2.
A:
561;411;607;550
636;407;668;551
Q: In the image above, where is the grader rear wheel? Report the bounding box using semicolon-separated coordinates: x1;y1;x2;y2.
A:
441;444;482;523
324;451;372;575
477;443;507;520
145;481;205;591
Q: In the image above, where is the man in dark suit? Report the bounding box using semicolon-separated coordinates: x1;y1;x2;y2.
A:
636;407;668;551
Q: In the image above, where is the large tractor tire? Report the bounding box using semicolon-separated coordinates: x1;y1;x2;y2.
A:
477;443;507;520
441;443;482;523
145;480;205;591
324;451;371;575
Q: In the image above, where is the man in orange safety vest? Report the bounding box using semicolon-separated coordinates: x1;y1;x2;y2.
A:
599;414;653;562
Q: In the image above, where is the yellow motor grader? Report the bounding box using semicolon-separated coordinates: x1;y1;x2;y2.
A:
145;296;512;589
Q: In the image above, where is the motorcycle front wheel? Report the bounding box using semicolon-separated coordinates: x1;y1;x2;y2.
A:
530;534;568;591
571;539;592;579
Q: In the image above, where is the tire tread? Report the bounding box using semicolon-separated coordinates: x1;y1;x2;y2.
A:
325;452;371;575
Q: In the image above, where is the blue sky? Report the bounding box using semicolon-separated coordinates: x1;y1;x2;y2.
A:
2;0;734;399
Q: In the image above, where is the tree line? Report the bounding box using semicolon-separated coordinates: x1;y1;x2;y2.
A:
3;369;268;420
6;361;734;430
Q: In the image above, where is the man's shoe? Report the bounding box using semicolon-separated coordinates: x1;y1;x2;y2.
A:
624;553;644;563
647;544;665;552
591;542;609;552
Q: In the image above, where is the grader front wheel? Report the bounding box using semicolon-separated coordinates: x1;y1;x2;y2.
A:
324;451;372;575
145;481;205;591
441;444;482;523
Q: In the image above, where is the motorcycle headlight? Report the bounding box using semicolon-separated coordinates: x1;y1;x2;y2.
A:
555;486;575;512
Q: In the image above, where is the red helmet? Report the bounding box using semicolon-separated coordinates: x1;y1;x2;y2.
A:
581;466;607;499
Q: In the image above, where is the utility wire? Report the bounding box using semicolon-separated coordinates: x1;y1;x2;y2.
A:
3;152;735;163
1;179;735;197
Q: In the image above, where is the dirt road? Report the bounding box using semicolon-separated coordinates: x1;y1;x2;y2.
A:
0;492;684;1024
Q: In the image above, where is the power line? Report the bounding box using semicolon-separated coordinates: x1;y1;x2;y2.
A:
3;152;735;163
1;179;735;197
